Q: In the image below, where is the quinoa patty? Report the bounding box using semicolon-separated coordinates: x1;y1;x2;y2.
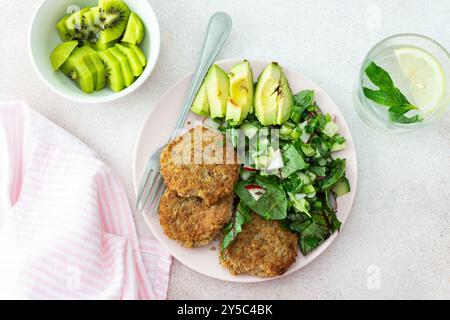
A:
159;190;234;248
220;213;298;277
160;126;239;206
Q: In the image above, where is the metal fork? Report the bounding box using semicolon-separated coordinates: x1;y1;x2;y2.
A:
136;12;232;214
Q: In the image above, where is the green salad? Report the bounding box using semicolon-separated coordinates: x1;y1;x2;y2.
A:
191;61;351;256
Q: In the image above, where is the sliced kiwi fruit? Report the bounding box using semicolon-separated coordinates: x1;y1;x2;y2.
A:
107;47;134;87
50;41;79;71
56;15;70;41
115;43;143;77
65;8;90;35
98;50;124;93
76;46;106;91
122;12;145;45
98;0;131;44
52;0;148;94
88;51;106;91
122;43;146;67
60;48;95;93
93;39;117;51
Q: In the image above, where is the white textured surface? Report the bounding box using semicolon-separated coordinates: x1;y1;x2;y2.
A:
1;0;449;299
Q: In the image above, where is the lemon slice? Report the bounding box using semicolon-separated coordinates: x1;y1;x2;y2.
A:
394;46;446;117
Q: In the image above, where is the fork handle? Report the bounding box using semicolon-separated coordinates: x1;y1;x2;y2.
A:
171;12;232;139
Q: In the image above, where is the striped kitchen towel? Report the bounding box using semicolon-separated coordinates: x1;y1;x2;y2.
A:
0;101;171;299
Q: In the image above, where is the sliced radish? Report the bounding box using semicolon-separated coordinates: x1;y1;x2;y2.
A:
245;184;266;201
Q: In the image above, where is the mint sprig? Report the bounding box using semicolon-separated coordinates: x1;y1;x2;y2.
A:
363;61;422;124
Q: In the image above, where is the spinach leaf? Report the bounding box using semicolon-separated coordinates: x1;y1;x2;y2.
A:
309;166;327;177
293;90;315;107
291;90;315;122
320;158;346;190
221;201;252;253
234;175;288;220
363;61;422;124
283;173;306;193
289;214;330;255
280;144;308;178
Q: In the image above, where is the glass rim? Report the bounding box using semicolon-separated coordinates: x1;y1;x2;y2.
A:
357;33;450;129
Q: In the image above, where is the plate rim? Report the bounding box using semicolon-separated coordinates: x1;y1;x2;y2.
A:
132;58;358;283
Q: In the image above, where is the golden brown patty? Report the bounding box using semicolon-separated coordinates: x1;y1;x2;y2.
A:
220;213;298;277
160;126;239;206
159;190;234;248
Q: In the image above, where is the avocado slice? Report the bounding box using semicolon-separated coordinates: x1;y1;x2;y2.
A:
226;60;254;125
225;99;242;125
191;82;210;116
276;72;294;124
254;63;293;126
205;64;230;119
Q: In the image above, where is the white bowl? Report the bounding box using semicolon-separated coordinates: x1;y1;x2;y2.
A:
29;0;160;104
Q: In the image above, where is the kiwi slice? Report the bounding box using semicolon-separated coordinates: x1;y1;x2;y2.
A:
93;39;117;51
75;47;98;89
122;12;145;46
60;48;95;93
88;51;106;91
122;43;146;67
98;0;131;44
76;46;106;91
115;43;143;77
56;15;70;41
83;7;112;50
65;8;90;34
107;47;134;87
98;50;124;93
50;41;79;71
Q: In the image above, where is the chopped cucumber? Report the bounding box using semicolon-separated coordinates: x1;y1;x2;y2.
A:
323;121;339;137
280;124;293;139
240;123;259;139
297;172;311;185
332;177;350;196
331;141;347;152
300;144;316;157
288;192;311;215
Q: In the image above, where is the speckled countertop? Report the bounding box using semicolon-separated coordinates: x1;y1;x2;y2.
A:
1;0;449;299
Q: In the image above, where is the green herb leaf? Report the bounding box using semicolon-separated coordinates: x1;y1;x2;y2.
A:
362;87;404;108
363;61;422;124
388;112;422;124
364;61;395;90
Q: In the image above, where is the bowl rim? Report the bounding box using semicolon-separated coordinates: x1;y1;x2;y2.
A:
28;0;161;104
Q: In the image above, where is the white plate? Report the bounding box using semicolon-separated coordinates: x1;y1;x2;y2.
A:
132;59;358;283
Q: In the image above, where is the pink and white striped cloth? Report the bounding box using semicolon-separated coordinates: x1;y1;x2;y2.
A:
0;101;171;299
